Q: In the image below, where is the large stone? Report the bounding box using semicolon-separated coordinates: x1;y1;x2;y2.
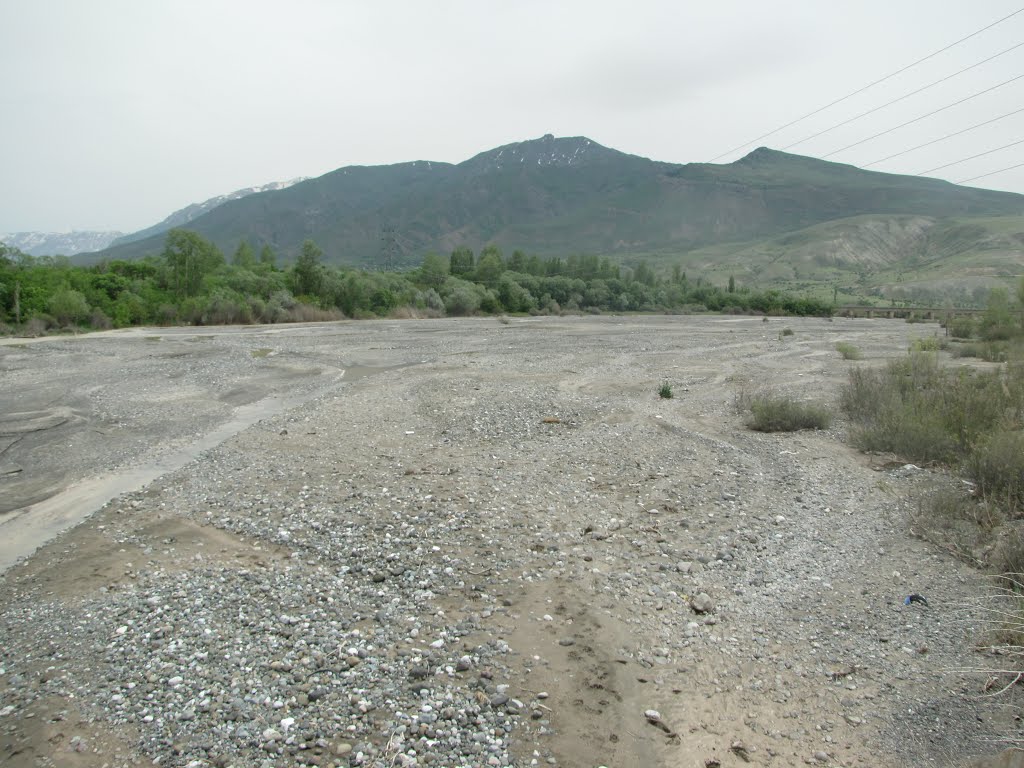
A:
690;592;715;614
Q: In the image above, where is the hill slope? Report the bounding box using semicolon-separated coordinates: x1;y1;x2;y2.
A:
108;178;308;248
659;212;1024;304
81;136;1024;268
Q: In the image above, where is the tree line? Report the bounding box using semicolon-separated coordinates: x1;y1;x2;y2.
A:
0;229;834;332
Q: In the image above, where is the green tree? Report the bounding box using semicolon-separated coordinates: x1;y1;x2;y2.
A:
981;286;1014;339
728;275;736;293
633;261;656;287
450;246;474;277
418;253;448;290
474;248;505;284
163;229;224;297
233;240;255;268
507;250;527;273
259;244;277;268
291;239;324;298
47;286;90;325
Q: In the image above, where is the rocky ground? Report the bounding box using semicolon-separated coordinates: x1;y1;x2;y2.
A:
1;315;1022;768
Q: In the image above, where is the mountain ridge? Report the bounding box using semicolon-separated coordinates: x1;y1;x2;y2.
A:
1;230;125;257
78;135;1024;273
109;177;308;247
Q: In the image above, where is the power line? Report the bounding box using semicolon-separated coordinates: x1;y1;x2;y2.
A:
863;106;1024;166
917;138;1024;174
958;160;1024;183
781;41;1024;152
821;73;1024;158
706;6;1024;162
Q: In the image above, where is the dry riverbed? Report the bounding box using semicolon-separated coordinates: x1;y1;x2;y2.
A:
0;315;1021;768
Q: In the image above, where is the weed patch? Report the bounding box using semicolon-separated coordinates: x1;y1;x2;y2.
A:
835;342;861;360
841;354;1022;464
744;392;831;432
909;336;945;352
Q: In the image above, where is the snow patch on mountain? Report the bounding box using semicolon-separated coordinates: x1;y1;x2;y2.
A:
0;231;125;256
111;177;308;247
459;134;621;174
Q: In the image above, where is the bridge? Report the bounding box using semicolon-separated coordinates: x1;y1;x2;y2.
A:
836;305;986;320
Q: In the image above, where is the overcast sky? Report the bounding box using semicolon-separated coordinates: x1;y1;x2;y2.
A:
3;0;1024;233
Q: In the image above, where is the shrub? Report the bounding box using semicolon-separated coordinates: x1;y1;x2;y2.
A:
779;327;794;339
982;323;1018;342
47;287;90;326
658;381;673;399
23;315;52;337
835;342;862;360
745;392;831;432
947;317;976;339
951;340;1010;362
967;431;1024;515
912;488;1001;534
444;284;481;316
284;303;343;322
841;353;1023;464
89;308;113;330
909;336;945;352
991;529;1024;579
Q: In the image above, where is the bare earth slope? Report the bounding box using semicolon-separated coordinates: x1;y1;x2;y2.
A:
1;316;1020;768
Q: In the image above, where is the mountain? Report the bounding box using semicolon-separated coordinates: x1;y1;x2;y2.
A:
108;178;308;247
80;135;1024;278
1;230;124;256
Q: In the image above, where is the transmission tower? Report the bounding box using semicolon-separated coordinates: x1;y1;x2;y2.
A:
380;225;398;271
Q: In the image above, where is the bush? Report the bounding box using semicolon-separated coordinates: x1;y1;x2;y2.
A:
947;317;976;339
658;381;673;399
745;392;831;432
967;431;1024;515
909;335;945;352
444;284;481;316
779;327;794;339
23;315;52;336
991;528;1024;578
912;488;1001;535
951;340;1011;362
47;287;90;326
835;342;862;360
284;303;343;322
89;308;113;330
841;353;1023;464
982;323;1018;342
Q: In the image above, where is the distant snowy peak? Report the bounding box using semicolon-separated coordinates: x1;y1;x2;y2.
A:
192;178;310;216
0;230;124;256
111;177;309;247
460;134;622;173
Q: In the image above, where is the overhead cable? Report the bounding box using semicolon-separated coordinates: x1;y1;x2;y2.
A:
821;73;1024;158
781;41;1024;151
706;6;1024;162
863;107;1024;166
958;160;1024;183
917;138;1024;174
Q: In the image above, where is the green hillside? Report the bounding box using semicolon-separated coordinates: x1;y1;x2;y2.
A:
637;212;1024;305
79;137;1024;280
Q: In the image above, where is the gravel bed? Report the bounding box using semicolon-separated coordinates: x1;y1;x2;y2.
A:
1;316;1019;767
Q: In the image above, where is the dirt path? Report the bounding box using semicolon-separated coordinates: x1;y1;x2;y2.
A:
1;316;1020;768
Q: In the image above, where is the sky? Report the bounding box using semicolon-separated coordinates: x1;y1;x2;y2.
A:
3;0;1024;233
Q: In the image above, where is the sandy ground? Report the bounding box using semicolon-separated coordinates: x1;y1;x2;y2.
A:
1;315;1022;768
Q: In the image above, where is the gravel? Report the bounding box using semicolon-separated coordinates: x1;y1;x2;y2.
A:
1;316;1018;767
